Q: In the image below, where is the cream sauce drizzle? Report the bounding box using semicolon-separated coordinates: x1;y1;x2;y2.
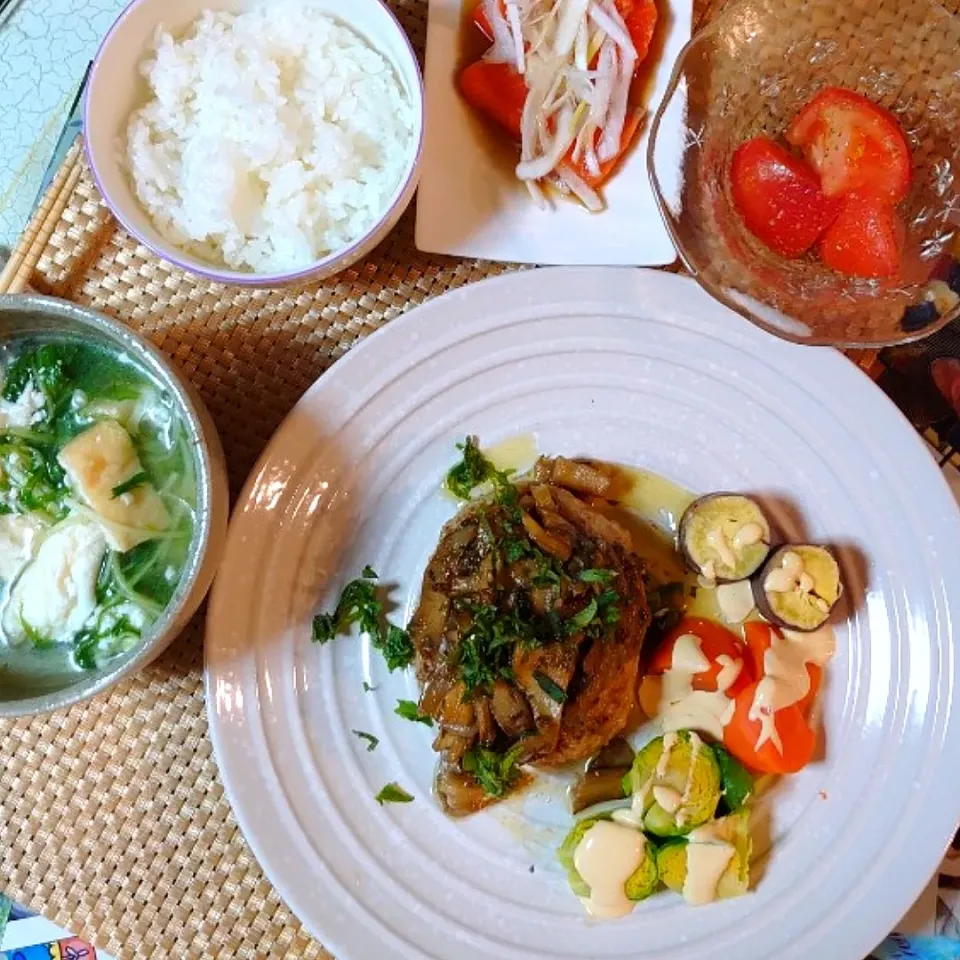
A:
619;730;680;826
653;784;682;814
682;822;736;906
639;636;741;741
574;820;646;919
675;731;703;827
749;625;837;752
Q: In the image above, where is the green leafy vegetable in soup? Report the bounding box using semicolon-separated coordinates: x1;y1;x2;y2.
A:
0;338;197;686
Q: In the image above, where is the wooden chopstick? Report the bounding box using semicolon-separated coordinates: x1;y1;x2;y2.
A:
0;138;84;295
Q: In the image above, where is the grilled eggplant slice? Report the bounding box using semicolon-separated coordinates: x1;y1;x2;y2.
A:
754;544;842;631
679;494;771;582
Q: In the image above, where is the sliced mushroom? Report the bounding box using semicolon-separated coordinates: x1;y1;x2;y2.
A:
551;457;613;497
475;695;497;746
522;511;572;561
531;483;556;512
553;487;632;550
490;679;535;737
435;765;498;817
450;550;495;598
438;683;476;734
586;737;636;772
433;730;473;766
569;768;629;814
538;507;577;539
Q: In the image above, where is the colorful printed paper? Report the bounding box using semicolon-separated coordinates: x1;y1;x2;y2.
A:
0;938;99;960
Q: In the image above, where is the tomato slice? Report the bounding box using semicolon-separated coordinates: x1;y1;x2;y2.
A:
615;0;659;62
472;0;497;41
459;60;528;139
786;87;911;203
730;137;841;258
648;617;754;698
724;682;817;775
819;192;903;279
743;622;821;718
566;110;644;189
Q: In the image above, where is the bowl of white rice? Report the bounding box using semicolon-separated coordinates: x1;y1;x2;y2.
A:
85;0;424;286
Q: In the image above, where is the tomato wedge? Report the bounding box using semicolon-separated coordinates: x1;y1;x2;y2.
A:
786;87;911;203
567;111;644;188
472;0;494;39
730;137;841;258
458;59;528;139
616;0;659;62
648;617;754;699
743;622;821;718
819;192;903;279
724;682;817;775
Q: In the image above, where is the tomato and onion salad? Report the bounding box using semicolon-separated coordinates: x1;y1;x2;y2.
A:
730;86;912;279
458;0;658;209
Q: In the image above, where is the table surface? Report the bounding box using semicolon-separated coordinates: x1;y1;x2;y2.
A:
0;1;959;959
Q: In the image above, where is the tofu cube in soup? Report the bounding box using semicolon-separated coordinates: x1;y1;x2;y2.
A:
58;420;170;552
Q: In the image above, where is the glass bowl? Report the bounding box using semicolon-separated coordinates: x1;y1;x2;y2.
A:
647;0;960;347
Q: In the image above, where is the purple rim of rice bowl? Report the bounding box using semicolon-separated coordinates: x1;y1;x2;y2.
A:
83;0;426;287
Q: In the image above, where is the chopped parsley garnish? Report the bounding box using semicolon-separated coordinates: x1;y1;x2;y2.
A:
566;597;598;632
375;783;414;806
454;600;557;696
446;436;517;503
533;671;567;704
395;699;433;726
502;537;529;564
311;569;415;671
2;343;76;414
380;624;415;672
578;568;617;584
111;471;149;499
352;730;379;752
463;744;525;798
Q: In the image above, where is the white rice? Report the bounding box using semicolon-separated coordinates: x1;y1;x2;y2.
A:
125;3;415;274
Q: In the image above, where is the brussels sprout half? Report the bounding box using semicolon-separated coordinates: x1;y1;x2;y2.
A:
624;732;722;838
557;814;659;903
655;809;752;903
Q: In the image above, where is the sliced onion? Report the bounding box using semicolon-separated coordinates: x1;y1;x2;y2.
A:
598;46;635;162
516;104;580;180
519;60;557;162
588;1;635;54
574;13;589;70
556;162;604;212
526;179;549;208
505;0;526;74
588;41;616;130
584;136;601;177
483;0;517;65
554;0;592;58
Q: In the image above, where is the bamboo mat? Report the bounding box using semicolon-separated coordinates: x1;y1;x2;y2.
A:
0;1;957;958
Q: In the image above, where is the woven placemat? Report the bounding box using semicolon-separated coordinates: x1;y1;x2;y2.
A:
0;1;956;958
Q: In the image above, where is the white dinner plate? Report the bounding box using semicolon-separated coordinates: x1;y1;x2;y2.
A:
414;1;690;265
206;268;960;960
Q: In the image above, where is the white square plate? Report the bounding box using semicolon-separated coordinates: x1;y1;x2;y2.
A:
415;0;692;265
